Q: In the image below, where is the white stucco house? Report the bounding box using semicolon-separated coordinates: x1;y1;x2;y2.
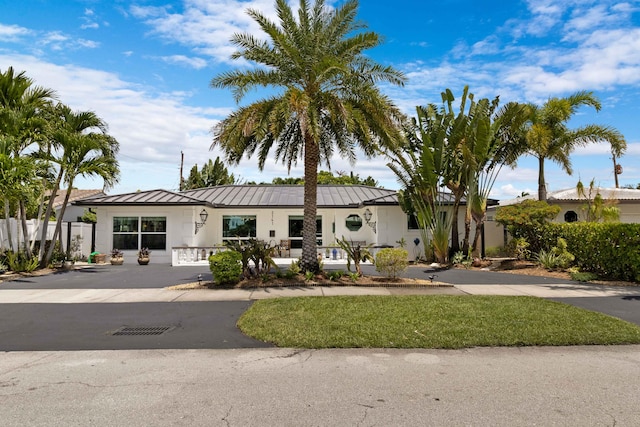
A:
75;185;496;265
484;187;640;249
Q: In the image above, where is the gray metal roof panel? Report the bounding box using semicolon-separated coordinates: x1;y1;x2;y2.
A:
182;185;397;207
74;189;207;206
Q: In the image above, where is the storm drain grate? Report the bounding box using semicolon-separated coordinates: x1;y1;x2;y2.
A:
111;326;174;336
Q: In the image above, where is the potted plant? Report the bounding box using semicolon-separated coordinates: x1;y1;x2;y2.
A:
110;249;124;265
137;247;151;265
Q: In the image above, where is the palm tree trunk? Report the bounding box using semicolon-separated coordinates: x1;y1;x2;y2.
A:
538;157;547;201
18;200;32;258
450;199;461;253
45;180;74;265
4;198;14;252
30;178;49;253
301;134;320;273
39;171;63;267
462;206;471;254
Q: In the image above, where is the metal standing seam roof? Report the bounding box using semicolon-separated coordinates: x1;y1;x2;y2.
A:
182;185;398;208
73;185;493;208
74;189;209;206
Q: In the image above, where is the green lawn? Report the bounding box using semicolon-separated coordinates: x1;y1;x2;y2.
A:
237;295;640;349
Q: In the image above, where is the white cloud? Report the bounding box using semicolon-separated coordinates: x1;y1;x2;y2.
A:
0;53;230;193
159;55;208;69
0;23;31;41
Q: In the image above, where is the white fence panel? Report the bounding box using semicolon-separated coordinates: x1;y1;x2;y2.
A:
0;220;93;259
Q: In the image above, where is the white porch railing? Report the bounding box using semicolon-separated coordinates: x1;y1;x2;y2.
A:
171;246;228;266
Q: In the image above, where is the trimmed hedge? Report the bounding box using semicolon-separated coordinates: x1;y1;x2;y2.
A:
209;250;242;285
540;223;640;282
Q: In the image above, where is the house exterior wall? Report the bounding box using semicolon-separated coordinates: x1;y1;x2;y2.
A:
484;199;640;253
93;204;482;264
553;201;640;224
95;205;205;264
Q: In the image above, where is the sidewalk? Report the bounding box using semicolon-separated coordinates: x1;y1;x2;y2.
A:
1;281;638;303
1;262;638;303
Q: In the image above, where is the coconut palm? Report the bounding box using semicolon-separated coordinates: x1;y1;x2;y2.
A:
524;91;626;201
211;0;406;272
38;104;119;266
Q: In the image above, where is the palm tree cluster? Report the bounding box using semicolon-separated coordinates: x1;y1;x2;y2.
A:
211;0;627;268
0;66;119;267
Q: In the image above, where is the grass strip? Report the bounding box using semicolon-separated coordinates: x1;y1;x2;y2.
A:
237;295;640;349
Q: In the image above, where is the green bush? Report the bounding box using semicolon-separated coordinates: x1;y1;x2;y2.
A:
5;251;39;273
451;251;466;265
570;271;599;282
550;237;574;269
506;237;530;260
209;250;242;286
375;248;408;279
535;249;560;270
327;270;345;281
537;223;640;282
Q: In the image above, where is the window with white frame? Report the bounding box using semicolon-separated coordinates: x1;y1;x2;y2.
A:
112;216;166;250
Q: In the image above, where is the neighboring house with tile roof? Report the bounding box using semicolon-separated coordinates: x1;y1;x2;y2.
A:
47;189;105;222
76;185;497;265
484;187;640;249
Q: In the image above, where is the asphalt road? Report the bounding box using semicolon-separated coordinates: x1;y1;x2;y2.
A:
552;295;640;326
0;301;270;351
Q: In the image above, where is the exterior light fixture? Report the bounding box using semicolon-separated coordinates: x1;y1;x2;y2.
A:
363;208;376;233
195;208;209;234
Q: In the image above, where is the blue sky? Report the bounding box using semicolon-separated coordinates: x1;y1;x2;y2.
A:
1;0;639;199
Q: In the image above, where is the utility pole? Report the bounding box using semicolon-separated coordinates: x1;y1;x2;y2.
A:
179;151;184;191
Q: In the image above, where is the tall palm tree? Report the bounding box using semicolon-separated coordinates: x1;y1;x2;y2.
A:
211;0;406;272
524;91;626;201
39;104;119;266
0;66;55;255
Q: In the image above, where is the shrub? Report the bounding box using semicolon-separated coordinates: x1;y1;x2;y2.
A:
550;237;574;269
570;271;599;282
327;270;345;281
5;251;38;273
535;249;560;270
375;248;408;279
451;251;466;265
496;200;560;253
209;250;242;286
506;237;530;260
538;222;640;282
336;236;374;276
304;270;315;281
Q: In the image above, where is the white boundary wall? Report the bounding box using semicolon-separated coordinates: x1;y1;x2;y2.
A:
0;219;93;259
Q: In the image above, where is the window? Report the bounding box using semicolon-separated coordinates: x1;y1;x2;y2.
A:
564;211;578;223
408;214;419;230
408;212;447;230
288;216;322;249
223;215;256;239
345;214;362;231
113;216;166;250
